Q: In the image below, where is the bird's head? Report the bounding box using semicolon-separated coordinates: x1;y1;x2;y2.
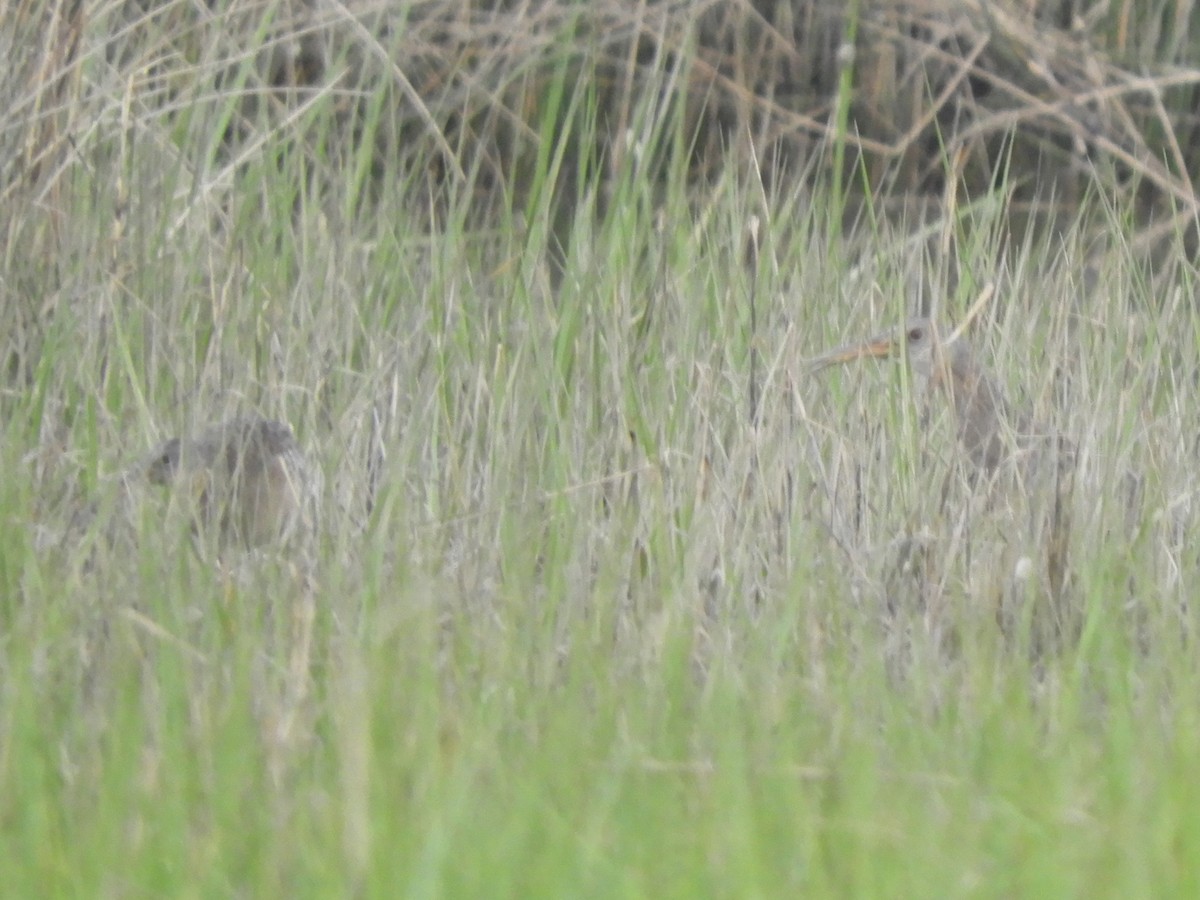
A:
145;437;183;485
809;316;967;390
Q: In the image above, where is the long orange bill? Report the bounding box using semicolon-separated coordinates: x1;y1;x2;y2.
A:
807;335;895;372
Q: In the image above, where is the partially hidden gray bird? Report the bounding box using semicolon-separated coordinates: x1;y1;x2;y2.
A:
810;315;1077;624
809;316;1073;481
146;416;312;547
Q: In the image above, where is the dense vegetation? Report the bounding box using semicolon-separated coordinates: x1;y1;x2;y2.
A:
4;1;1200;895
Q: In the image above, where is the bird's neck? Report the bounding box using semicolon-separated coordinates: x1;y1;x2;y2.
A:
942;352;992;406
940;349;1015;471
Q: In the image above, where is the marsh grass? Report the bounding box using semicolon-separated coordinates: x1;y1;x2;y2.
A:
5;1;1200;896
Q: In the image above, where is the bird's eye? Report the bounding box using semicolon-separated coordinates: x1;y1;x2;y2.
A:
907;327;923;343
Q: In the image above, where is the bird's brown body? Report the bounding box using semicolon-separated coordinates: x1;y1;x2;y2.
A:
147;416;310;547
